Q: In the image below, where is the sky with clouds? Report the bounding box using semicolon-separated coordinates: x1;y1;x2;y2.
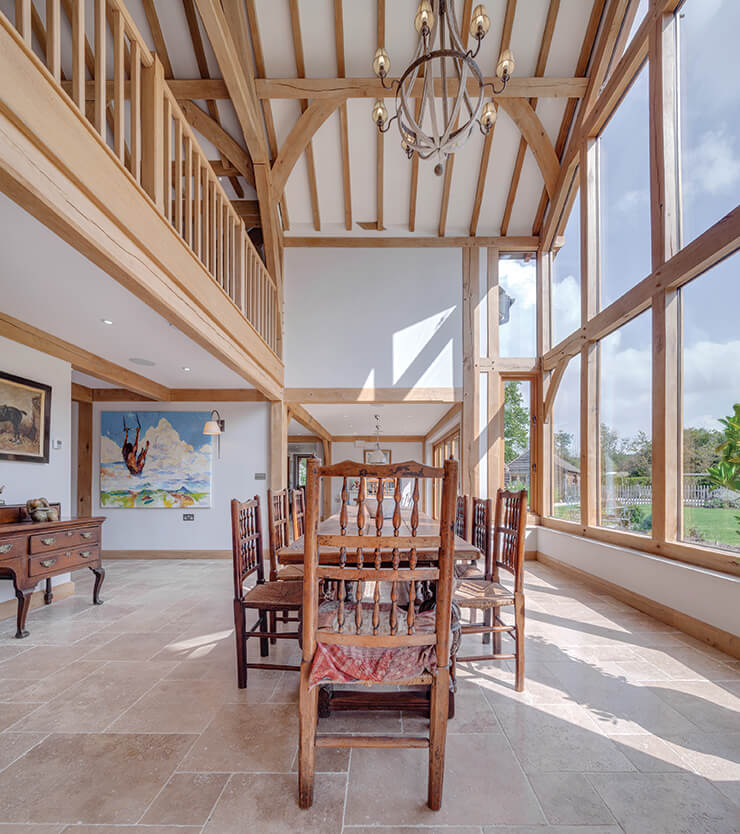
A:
549;0;739;447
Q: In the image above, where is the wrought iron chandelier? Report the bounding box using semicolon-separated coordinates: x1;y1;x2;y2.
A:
372;0;514;175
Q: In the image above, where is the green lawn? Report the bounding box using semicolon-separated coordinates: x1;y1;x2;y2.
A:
683;506;740;552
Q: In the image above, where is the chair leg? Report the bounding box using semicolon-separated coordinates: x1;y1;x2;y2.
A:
482;608;491;644
514;593;525;691
493;609;502;656
269;611;277;645
298;661;318;809
427;666;450;811
233;600;247;689
259;609;269;657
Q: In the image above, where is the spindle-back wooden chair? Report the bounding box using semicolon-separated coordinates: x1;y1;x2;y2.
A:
455;494;469;540
230;496;302;688
267;488;303;641
453;488;527;690
292;487;306;540
298;458;458;811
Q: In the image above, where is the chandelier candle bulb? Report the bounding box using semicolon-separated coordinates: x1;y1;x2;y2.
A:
496;49;515;81
470;5;490;40
373;47;390;79
372;99;389;129
481;101;497;130
414;0;434;34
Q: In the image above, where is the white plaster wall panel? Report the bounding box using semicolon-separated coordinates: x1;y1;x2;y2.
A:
536;527;740;638
475;109;522;235
546;0;592;77
507;149;546;234
284;247;462;388
92;401;270;551
312;110;347;228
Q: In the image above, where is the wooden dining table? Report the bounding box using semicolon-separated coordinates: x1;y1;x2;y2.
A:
277;507;480;720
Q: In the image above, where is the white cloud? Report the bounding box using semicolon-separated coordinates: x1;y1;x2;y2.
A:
100;435;121;464
684;130;740;197
552;274;580;343
500;260;536;309
141;417;212;473
615;188;649;214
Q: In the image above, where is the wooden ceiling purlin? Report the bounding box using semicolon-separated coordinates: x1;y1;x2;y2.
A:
470;0;516;236
245;0;290;231
181;0;244;198
288;0;321;232
334;0;352;230
500;0;560;236
532;0;606;236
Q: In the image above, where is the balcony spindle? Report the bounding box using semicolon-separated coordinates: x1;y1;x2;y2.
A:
71;0;84;110
46;0;61;83
94;0;106;136
113;9;125;162
130;42;141;182
16;0;32;46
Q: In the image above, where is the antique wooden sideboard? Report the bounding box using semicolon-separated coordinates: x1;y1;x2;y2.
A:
0;504;105;638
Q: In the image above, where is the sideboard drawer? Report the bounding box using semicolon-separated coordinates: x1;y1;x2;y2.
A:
67;547;100;570
28;547;99;577
29;526;98;554
0;536;26;561
28;552;66;577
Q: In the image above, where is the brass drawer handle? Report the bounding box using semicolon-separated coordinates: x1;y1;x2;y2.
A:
80;551;93;559
41;537;56;546
81;532;94;539
40;559;56;568
0;544;11;554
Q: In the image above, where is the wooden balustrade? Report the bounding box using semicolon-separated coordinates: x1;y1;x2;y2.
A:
7;0;279;357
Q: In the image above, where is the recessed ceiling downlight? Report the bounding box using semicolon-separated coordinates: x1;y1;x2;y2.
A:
129;357;156;367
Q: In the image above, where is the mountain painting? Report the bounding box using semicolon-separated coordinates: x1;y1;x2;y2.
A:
100;411;213;508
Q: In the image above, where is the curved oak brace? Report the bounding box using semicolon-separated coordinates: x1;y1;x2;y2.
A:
543;355;571;422
179;100;255;186
498;98;560;198
271;100;338;201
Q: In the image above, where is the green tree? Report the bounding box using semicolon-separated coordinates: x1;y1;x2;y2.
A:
504;381;529;464
554;430;578;465
684;426;723;475
708;404;740;492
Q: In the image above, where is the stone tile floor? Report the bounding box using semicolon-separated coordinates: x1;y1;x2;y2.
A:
0;558;737;833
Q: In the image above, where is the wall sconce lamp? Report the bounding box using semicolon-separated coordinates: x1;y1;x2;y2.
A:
203;409;225;458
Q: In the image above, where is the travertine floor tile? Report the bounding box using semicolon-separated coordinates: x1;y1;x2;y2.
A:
588;771;740;833
0;733;47;771
139;772;229;826
0;733;195;824
178;702;297;772
203;773;346;833
344;734;545;826
528;772;616;825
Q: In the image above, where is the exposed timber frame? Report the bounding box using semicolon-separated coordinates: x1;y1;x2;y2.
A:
540;0;740;577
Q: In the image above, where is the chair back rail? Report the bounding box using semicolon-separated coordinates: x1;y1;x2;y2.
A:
455;494;469;541
267;488;291;580
302;459;457;659
470;497;493;577
292;487;306;540
494;489;527;591
230;496;264;601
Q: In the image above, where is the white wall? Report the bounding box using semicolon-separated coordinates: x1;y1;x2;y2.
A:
329;440;424;514
93;401;270;551
535;527;740;637
284;248;462;388
0;336;72;603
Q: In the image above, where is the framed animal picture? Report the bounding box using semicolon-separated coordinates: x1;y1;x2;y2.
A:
0;371;52;463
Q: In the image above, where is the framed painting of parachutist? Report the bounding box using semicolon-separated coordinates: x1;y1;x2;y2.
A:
0;371;52;463
99;411;213;508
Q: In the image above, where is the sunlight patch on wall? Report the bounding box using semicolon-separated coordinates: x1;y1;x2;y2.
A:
392;307;456;385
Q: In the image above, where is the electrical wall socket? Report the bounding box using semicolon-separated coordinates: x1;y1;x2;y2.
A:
255;473;266;480
182;513;195;521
